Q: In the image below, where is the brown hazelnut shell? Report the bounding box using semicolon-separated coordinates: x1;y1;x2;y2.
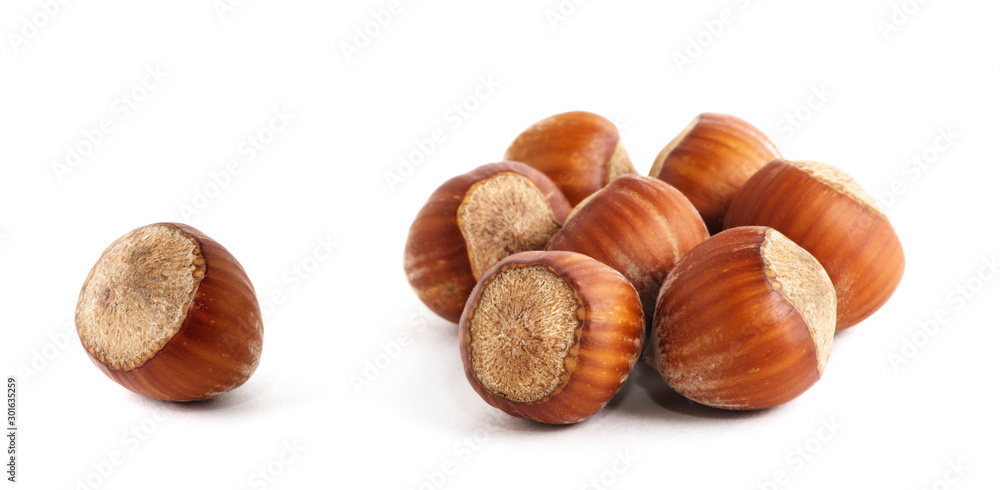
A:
76;223;263;402
504;111;636;206
545;174;708;322
652;226;836;410
460;251;644;424
650;113;780;234
404;162;572;323
724;159;905;330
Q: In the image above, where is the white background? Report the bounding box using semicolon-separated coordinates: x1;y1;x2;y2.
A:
1;1;998;489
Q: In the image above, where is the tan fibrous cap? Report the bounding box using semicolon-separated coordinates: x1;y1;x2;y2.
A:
466;263;583;404
460;250;644;425
458;172;564;281
76;223;205;371
760;228;836;376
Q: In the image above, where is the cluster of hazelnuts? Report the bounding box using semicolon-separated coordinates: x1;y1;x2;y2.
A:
404;111;905;425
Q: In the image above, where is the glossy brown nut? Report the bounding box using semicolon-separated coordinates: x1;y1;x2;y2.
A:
75;223;263;401
649;113;781;234
404;161;572;323
652;226;836;410
460;251;644;424
504;111;636;207
545;174;708;323
724;159;905;330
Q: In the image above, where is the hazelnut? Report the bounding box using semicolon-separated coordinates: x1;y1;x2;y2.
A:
545;174;708;322
651;226;836;410
404;161;572;323
724;159;905;330
460;251;644;424
75;223;263;401
649;113;781;234
504;111;636;206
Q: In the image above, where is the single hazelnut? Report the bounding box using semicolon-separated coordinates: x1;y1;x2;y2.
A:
404;161;572;323
724;159;905;330
460;251;644;424
651;226;836;410
75;223;263;401
545;174;708;322
504;111;636;206
649;113;781;234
